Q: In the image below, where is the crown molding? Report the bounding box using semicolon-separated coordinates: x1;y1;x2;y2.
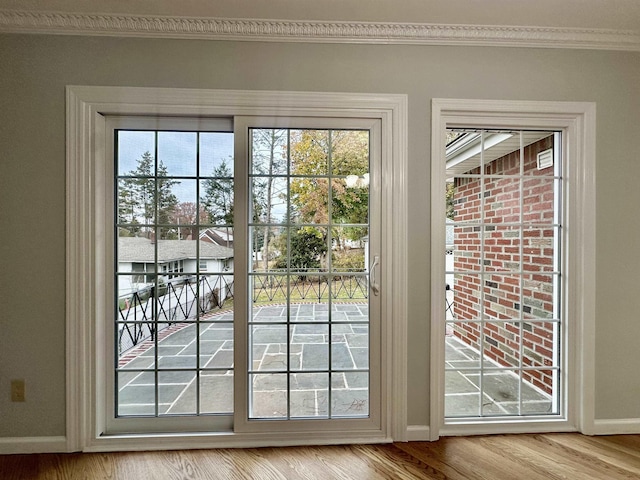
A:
1;9;639;51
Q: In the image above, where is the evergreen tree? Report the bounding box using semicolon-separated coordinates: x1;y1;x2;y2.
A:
118;151;179;238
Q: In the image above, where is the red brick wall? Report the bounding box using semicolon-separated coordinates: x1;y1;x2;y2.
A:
452;135;557;394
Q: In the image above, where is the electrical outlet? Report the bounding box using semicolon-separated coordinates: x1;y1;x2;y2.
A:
11;379;25;402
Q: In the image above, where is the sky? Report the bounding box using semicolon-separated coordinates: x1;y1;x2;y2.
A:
117;130;234;203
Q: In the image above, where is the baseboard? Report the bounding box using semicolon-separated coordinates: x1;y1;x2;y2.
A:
592;419;640;435
406;425;431;441
0;436;67;455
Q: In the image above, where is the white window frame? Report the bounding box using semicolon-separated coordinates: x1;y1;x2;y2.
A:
105;115;236;435
66;86;408;452
430;99;596;439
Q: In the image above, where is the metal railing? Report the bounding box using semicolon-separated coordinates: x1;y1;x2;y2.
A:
117;274;233;354
117;273;368;355
251;274;368;303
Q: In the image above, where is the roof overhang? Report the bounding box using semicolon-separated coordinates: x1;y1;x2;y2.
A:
445;131;552;180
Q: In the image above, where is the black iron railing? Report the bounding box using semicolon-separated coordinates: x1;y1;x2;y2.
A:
117;273;367;354
251;274;368;303
117;274;234;354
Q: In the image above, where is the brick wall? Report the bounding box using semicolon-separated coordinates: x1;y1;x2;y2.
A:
452;135;557;394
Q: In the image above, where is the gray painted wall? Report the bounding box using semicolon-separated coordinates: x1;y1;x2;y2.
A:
1;33;639;437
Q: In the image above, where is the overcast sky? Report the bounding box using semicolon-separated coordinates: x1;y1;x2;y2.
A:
117;130;234;203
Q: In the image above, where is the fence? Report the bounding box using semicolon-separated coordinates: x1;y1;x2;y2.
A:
117;274;233;354
117;273;369;355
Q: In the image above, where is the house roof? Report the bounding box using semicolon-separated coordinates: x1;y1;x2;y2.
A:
445;131;553;179
199;228;234;242
118;237;233;263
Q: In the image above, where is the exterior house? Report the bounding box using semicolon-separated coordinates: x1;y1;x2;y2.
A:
199;227;234;248
117;237;233;296
449;133;557;394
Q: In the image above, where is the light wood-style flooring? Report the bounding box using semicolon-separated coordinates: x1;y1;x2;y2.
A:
2;433;640;479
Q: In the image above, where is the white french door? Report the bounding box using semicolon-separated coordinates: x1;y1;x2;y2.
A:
430;99;596;439
104;115;382;436
443;128;563;419
233;117;383;434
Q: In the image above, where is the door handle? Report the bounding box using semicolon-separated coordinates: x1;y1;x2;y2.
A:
370;255;380;296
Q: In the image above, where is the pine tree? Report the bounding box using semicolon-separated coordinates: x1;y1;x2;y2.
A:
118;151;179;238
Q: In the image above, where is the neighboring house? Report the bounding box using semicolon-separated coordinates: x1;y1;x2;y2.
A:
199;227;234;248
118;236;233;296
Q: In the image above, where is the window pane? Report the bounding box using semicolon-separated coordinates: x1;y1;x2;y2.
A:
115;129;234;420
290;129;329;175
200;132;234;176
117;131;155;176
158;131;197;177
295;324;328;371
290;373;329;418
117;371;156;416
332;372;369;417
290;178;329;224
522;133;556;176
250;374;288;418
200;373;233;414
200;178;233;226
250;129;288;175
251;177;288;225
444;128;561;420
160;371;197;415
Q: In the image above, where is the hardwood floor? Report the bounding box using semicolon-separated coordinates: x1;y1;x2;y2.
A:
2;434;640;479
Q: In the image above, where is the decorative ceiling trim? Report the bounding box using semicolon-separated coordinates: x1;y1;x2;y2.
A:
1;9;639;51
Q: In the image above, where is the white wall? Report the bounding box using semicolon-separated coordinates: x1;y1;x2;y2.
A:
1;33;639;438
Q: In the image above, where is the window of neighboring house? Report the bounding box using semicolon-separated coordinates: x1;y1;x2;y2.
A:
430;99;596;439
199;260;208;272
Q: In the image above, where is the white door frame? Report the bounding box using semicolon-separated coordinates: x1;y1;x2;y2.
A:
66;86;408;451
429;99;596;439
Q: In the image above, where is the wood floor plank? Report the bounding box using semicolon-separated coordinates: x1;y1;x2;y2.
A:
515;434;640;480
3;434;640;479
535;434;640;479
476;434;599;480
545;433;640;471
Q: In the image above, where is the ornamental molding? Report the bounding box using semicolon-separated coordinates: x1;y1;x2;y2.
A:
1;9;639;51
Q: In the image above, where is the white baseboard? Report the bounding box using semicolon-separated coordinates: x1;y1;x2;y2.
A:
0;436;67;455
592;419;640;435
5;422;631;454
406;425;431;441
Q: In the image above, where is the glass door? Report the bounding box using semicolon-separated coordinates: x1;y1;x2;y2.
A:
109;117;235;434
444;129;563;420
236;119;382;432
106;116;381;435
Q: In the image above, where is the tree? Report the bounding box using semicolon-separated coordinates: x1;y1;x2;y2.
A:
201;159;234;225
171;202;208;240
446;182;456;220
118;151;179;238
274;227;327;278
251;129;288;274
288;130;369;265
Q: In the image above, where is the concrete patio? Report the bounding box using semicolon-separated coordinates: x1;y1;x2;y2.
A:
116;302;552;420
445;335;554;417
117;303;369;418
